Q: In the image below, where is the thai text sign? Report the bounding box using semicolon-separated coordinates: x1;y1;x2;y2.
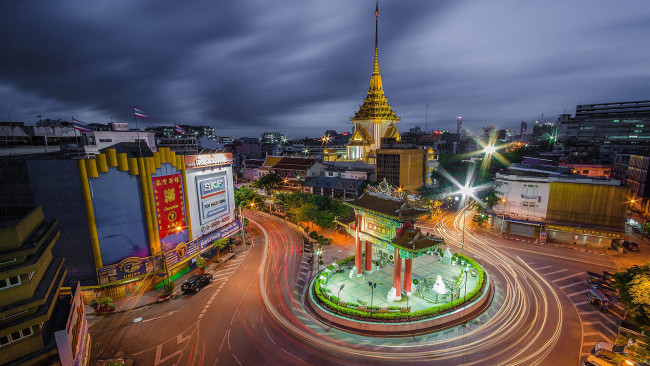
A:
153;174;188;250
184;153;233;169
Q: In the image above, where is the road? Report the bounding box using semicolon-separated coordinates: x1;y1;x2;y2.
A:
89;210;625;365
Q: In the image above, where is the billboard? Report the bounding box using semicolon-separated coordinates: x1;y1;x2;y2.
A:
185;154;235;240
96;256;162;285
152;174;189;251
164;219;241;268
196;172;230;225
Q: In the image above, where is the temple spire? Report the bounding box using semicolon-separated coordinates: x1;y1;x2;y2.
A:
370;1;382;89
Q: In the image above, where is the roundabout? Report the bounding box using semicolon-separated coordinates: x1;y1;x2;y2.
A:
302;180;493;333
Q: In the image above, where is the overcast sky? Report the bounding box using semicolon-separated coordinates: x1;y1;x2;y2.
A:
1;1;649;138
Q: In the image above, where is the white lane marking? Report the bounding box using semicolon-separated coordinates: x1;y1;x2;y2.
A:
219;329;229;352
533;265;554;271
154;347;182;366
232;354;244;366
574;301;588;306
280;347;307;364
552;272;584;283
198;314;204;319
567;289;587;297
542;268;569;276
264;326;277;345
583;332;613;343
559;281;585;290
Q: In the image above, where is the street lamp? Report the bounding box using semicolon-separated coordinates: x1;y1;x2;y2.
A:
483;144;497;155
337;284;345;315
368;281;377;318
500;198;507;235
459;185;475;255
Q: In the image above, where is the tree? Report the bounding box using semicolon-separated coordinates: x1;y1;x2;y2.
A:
234;186;263;208
253;173;283;195
614;263;650;327
211;238;229;262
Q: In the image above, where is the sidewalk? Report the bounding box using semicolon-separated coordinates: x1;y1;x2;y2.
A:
86;244;246;316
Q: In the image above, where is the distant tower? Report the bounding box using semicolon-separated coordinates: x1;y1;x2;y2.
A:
520;121;527;137
456;117;463;134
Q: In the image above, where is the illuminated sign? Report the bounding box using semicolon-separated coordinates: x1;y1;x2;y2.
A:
196;173;230;225
96;256;162;284
184;153;233;169
153;174;188;250
164;220;241;267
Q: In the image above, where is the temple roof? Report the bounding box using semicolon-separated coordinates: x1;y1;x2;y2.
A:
344;191;428;220
383;122;401;141
392;227;444;253
347;126;373;146
350;3;400;123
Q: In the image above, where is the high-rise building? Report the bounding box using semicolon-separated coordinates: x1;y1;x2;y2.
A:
346;4;401;163
557;100;650;163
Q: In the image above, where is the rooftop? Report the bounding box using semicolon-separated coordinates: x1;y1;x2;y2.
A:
344;191;428;220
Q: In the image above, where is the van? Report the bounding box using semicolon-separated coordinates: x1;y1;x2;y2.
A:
582;355;616;366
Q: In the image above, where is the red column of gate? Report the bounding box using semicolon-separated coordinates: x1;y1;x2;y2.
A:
355;214;363;275
393;247;401;297
364;241;372;271
404;258;413;293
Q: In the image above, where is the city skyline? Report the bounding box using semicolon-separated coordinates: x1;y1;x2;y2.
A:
1;1;649;138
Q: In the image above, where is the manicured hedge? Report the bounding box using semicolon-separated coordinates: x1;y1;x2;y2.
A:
312;252;487;321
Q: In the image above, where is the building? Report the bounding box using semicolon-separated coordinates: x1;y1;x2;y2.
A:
307;161;376;182
559;163;611;178
346;5;401;163
627;154;650;199
0;206;83;365
557;100;650;163
0;148;239;301
376;148;433;192
261;132;285;145
271;157;316;182
302;177;365;198
155;136;198;155
491;164;629;246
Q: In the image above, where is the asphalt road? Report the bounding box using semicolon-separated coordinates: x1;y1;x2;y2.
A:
88;210;626;365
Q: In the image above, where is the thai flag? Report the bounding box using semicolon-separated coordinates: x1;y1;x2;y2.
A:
72;118;92;132
133;107;149;119
175;124;186;134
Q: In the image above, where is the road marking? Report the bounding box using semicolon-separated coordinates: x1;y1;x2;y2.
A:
543;268;569;276
574;301;588;306
198;314;204;319
227;328;232;350
559;281;585;290
219;283;226;289
552;272;584;283
567;289;587;297
201;308;207;314
583;332;612;343
280;347;306;363
142;311;179;323
232;354;244;366
154;347;182;366
533;265;554;271
219;329;229;352
264;326;277;345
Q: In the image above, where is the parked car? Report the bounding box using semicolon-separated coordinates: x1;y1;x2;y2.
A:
181;273;213;294
622;241;640;252
611;240;624;253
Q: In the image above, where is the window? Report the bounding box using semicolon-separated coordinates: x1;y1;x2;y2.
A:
98;138;112;143
582;170;589;174
0;276;22;290
0;327;35;348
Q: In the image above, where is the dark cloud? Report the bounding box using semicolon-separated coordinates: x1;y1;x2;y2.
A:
1;1;649;138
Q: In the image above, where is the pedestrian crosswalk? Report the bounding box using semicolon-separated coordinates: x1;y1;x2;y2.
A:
528;263;623;361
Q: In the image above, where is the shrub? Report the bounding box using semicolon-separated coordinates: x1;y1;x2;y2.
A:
335;255;355;266
346;302;359;308
412;278;419;285
309;231;318;239
89;299;98;309
388;306;400;310
330;296;340;303
98;297;114;307
319;260;324;266
326;264;335;271
163;282;175;295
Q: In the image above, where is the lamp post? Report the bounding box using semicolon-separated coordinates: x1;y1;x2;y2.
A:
500;198;507;235
459;186;474;255
368;281;376;318
337;284;345;315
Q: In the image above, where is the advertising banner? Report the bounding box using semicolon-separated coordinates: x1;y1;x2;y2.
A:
54;283;91;366
152;174;189;251
96;256;162;285
164;219;241;268
196;172;230;225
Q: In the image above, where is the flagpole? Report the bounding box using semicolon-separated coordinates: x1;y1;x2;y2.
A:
72;116;81;154
134;106;142;157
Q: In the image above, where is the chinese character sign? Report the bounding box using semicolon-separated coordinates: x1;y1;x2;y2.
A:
153;174;189;251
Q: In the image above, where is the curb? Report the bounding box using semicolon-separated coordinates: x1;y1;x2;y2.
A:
484;229;602;254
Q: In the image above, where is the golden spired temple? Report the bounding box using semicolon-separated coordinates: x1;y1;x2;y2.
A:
347;2;401;163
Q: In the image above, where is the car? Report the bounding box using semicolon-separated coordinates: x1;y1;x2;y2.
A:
623;241;640;252
181;273;213;294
